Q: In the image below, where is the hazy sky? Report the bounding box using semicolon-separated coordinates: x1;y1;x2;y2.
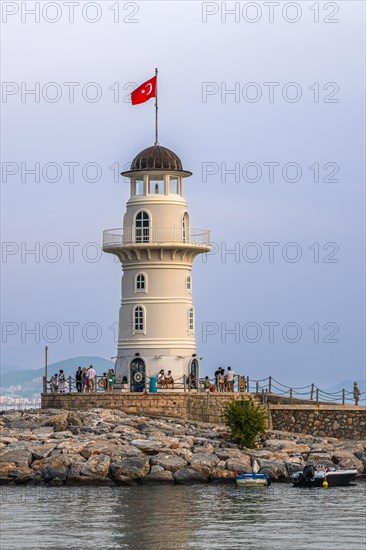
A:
1;1;365;385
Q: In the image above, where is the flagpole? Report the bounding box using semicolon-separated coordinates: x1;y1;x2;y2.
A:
155;67;158;145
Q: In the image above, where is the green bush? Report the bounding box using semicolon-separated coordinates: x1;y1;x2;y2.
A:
223;397;267;448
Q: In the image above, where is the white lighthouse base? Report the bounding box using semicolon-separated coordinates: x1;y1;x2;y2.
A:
114;351;199;392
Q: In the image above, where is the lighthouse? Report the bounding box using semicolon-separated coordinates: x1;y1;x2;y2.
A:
103;143;211;391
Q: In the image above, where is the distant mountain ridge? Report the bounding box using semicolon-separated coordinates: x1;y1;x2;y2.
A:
0;356;114;389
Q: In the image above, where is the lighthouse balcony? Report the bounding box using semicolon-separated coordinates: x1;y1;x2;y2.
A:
103;227;211;251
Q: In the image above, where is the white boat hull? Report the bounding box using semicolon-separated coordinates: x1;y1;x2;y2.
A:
236;478;269;487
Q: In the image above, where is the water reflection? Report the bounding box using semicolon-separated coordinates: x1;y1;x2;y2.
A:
0;482;365;550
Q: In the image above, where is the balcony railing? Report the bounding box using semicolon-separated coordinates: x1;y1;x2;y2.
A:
103;227;211;248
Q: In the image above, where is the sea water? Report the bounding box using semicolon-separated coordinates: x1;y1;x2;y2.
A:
1;481;365;549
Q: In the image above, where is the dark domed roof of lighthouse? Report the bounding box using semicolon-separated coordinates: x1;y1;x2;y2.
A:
132;145;182;171
121;145;192;177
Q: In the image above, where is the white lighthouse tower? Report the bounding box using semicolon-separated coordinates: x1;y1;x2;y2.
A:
103;143;211;391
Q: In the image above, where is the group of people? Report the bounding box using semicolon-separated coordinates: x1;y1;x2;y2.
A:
157;369;174;388
214;367;237;392
74;365;97;392
50;365;115;394
186;367;237;392
50;369;68;394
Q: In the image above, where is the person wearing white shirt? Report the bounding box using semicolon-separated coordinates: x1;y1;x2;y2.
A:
226;366;236;392
87;365;96;393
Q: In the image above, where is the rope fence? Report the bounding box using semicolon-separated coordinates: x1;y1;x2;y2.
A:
41;373;365;405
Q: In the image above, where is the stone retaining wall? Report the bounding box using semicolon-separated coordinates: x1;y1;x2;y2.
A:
269;404;366;439
41;393;366;439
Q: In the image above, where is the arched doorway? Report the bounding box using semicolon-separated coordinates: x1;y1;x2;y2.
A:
189;358;199;379
130;357;146;392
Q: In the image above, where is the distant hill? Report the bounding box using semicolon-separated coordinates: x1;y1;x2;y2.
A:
0;363;31;374
0;356;114;390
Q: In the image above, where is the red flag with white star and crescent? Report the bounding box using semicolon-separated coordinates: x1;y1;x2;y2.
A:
131;76;156;105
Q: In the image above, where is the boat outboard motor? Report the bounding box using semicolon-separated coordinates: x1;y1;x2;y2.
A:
302;465;314;482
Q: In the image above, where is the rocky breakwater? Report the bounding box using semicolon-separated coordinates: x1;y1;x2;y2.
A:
1;408;365;486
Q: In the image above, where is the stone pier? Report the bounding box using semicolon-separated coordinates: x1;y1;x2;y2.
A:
41;393;366;439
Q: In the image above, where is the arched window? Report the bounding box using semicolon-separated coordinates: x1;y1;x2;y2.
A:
135;211;150;243
135;272;147;293
186;275;192;292
182;212;190;243
188;306;194;333
133;305;145;333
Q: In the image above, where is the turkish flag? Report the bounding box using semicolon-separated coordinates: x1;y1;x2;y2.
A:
131;76;156;105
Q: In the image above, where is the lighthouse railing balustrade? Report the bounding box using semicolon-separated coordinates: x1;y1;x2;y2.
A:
103;227;210;248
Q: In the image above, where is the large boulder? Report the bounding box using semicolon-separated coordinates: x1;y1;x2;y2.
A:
9;466;35;484
32;427;54;438
80;441;120;459
189;453;220;472
80;454;110;478
216;448;244;461
0;449;32;466
173;468;208;484
226;455;252;474
331;451;364;473
29;443;58;460
150;453;187;472
44;465;68;483
285;457;305;476
354;451;366;473
110;456;150;480
210;468;235;482
258;459;288;481
130;440;163;454
0;462;17;484
41;413;69;432
140;465;174;485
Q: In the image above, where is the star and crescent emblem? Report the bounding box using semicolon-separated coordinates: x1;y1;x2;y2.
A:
131;75;157;105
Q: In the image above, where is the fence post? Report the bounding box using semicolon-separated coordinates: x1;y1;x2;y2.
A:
310;383;314;400
183;375;186;393
268;376;272;393
265;389;268;403
289;388;293;404
246;376;250;392
256;381;259;397
316;388;319;404
261;388;264;404
342;388;345;405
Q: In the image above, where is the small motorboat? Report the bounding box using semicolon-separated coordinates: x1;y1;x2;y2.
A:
292;464;358;488
236;473;271;487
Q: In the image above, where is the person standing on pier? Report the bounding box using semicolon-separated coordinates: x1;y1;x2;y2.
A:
353;382;361;406
75;367;83;393
87;365;96;393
